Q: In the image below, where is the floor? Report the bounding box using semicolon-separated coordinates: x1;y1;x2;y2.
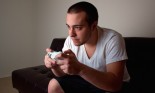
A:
0;76;18;93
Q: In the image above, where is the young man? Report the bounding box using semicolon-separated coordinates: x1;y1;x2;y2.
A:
44;1;130;93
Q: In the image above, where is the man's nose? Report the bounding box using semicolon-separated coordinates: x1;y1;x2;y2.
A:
69;28;76;37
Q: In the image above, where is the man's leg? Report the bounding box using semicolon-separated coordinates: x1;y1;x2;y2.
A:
48;78;64;93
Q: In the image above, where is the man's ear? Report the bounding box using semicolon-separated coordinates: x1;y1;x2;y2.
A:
91;21;98;31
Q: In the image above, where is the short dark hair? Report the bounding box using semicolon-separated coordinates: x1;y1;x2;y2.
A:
67;1;98;26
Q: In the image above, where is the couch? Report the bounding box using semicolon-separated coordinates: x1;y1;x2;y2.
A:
12;37;155;93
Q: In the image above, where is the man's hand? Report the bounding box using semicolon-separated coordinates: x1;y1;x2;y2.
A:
44;48;58;69
56;49;84;75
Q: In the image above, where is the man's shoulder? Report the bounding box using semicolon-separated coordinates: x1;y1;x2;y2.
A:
98;26;122;39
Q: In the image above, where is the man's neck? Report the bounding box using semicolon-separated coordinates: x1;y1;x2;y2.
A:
84;27;98;59
84;28;98;47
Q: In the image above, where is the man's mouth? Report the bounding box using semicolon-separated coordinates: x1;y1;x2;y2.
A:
71;37;79;43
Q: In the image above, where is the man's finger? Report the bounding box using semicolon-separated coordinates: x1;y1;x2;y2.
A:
56;59;66;65
64;49;75;57
46;48;52;52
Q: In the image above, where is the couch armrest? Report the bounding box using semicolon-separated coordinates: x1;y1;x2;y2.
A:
12;65;55;93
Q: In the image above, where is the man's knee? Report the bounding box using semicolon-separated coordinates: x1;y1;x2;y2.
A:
48;78;64;93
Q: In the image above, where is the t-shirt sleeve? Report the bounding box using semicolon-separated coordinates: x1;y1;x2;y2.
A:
105;34;128;64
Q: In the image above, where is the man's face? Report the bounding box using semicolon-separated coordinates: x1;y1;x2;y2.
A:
66;12;93;46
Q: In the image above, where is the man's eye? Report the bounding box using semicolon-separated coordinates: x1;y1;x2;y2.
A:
75;27;82;30
66;25;70;29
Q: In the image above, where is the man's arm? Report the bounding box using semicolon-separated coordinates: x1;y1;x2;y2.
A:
79;60;125;92
56;49;126;92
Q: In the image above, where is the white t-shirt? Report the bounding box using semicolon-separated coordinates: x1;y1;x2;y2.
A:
62;27;130;82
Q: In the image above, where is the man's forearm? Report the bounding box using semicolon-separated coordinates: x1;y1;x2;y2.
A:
79;64;122;92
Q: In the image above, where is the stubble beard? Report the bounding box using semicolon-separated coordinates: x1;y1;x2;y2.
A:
74;31;92;46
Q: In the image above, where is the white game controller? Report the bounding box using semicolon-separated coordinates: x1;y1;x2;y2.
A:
48;51;62;61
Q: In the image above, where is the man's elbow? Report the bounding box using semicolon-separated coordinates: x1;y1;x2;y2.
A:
105;82;123;92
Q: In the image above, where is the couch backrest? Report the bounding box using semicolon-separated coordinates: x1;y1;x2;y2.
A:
50;38;66;51
124;37;155;92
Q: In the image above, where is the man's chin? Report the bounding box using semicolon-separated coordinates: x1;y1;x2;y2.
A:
73;43;81;46
73;41;85;46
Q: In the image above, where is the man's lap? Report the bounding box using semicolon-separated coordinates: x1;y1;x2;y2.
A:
54;75;105;93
